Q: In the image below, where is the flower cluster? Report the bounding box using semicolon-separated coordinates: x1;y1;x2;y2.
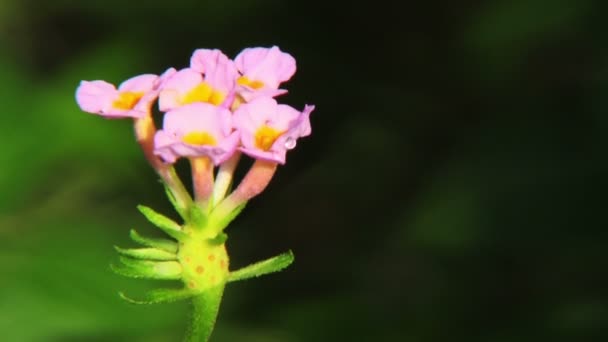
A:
75;46;313;341
76;46;314;212
77;46;313;165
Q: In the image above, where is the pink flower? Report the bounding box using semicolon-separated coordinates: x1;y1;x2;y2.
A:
233;97;314;164
234;46;296;102
153;103;240;165
158;69;227;111
159;50;238;112
76;73;163;119
190;49;238;97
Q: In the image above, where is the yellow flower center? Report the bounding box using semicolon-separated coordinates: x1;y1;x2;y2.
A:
112;91;144;110
254;125;284;151
237;76;265;90
182;132;217;146
181;82;226;106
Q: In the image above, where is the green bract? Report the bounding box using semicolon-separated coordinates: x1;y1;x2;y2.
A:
112;188;294;341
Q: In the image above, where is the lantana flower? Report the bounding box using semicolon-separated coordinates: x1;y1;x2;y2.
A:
233;97;314;164
76;68;176;119
76;75;156;118
153;102;239;165
190;49;238;99
234;46;296;102
159;50;238;111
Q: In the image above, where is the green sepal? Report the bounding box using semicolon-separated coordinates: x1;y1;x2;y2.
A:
207;233;228;246
129;229;178;253
110;256;182;280
163;182;188;220
118;287;198;305
227;250;294;283
137;205;186;241
212;202;246;233
114;246;177;261
189;205;208;228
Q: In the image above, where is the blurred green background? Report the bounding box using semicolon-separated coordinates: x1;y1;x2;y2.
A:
1;0;607;341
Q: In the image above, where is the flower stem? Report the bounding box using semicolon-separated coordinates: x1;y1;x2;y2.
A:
185;285;225;342
134;115;193;215
190;157;214;208
134;115;164;171
159;166;193;215
213;160;277;218
211;152;241;208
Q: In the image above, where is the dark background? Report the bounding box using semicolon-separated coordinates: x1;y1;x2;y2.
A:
1;0;607;341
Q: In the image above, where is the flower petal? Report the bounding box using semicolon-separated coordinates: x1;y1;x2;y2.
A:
118;74;158;92
190;49;238;94
153;130;180;164
233;97;310;164
76;80;117;114
138;68;178;112
238;146;287;164
235;46;296;89
158;68;204;112
154;103;238;164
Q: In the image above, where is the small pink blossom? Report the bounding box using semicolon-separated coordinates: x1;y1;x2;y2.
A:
190;49;238;97
234;46;296;102
76;74;160;118
233;97;313;164
158;66;235;111
158;68;203;112
154;103;239;165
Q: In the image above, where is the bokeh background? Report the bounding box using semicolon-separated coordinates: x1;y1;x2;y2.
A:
1;0;607;341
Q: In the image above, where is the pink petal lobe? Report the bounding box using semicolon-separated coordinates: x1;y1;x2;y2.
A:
239;146;287;164
190;49;226;74
233;99;314;164
75;80;117;114
235;46;296;88
191;49;238;95
154;103;237;165
153;130;180;164
158;68;203;112
118;74;158;92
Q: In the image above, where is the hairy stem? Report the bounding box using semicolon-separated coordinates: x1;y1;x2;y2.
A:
185;285;225;342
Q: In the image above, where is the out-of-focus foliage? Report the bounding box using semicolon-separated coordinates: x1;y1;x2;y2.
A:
1;0;607;341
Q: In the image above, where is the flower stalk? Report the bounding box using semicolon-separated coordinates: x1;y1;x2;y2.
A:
134;114;192;213
190;157;214;208
158;166;192;217
213;160;277;219
211;152;241;207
